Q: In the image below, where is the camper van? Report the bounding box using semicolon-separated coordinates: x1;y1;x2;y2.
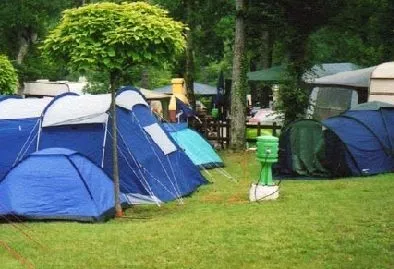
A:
309;61;394;119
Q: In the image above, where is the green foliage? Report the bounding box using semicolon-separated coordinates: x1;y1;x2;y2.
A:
83;65;173;94
42;2;186;78
0;55;18;95
275;65;310;124
15;45;72;83
308;0;394;66
0;0;74;57
152;0;235;68
309;28;384;67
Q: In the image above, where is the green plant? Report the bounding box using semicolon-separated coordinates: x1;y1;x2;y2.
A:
0;55;18;95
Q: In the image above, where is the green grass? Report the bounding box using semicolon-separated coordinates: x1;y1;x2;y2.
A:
1;151;393;269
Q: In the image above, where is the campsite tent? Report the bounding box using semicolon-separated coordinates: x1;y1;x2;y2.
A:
0;148;118;222
0;96;52;180
163;123;224;169
311;66;375;88
38;87;207;204
247;63;361;119
278;101;394;177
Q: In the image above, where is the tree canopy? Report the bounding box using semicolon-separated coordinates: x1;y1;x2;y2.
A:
42;2;186;76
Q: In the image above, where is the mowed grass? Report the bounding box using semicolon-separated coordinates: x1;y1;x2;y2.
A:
0;151;393;269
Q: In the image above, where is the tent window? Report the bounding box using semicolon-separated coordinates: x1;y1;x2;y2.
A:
143;123;177;155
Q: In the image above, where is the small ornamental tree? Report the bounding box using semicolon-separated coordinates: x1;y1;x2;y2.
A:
0;55;18;95
42;2;186;216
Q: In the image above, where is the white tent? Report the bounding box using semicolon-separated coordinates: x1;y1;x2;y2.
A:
311;66;375;88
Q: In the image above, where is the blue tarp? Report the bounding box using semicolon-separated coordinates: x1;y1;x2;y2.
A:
38;87;207;204
163;123;224;169
0;148;116;222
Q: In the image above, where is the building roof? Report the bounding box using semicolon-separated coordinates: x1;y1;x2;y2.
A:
154;82;217;96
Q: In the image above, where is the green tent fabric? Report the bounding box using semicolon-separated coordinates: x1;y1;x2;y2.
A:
287;120;329;176
247;65;285;82
247;63;359;82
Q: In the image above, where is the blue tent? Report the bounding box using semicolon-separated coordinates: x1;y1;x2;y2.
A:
0;96;51;180
278;101;394;177
38;87;207;204
0;148;117;222
323;101;394;176
163;123;224;169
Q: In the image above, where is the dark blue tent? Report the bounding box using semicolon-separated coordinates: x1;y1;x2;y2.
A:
0;96;51;180
175;97;196;122
323;101;394;176
38;87;207;204
0;148;117;222
278;101;394;177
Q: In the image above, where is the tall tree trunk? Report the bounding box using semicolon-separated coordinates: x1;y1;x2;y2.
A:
110;71;123;218
230;0;247;151
185;0;196;109
17;37;29;65
259;30;272;69
140;68;150;89
17;31;37;65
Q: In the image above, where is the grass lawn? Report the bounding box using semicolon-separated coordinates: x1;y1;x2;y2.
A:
1;151;393;269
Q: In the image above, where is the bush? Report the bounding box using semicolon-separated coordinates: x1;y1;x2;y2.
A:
0;55;18;95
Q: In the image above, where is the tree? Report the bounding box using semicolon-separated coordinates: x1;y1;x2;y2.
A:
42;2;186;216
0;0;73;64
271;0;345;123
184;0;196;109
229;0;247;151
0;55;18;95
152;0;235;86
309;0;394;67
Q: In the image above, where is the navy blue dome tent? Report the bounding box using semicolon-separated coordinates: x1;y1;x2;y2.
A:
0;148;117;222
0;96;51;179
278;101;394;177
38;87;207;204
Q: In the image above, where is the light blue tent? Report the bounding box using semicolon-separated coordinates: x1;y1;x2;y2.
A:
163;123;224;169
0;148;117;222
38;87;207;204
0;96;51;180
